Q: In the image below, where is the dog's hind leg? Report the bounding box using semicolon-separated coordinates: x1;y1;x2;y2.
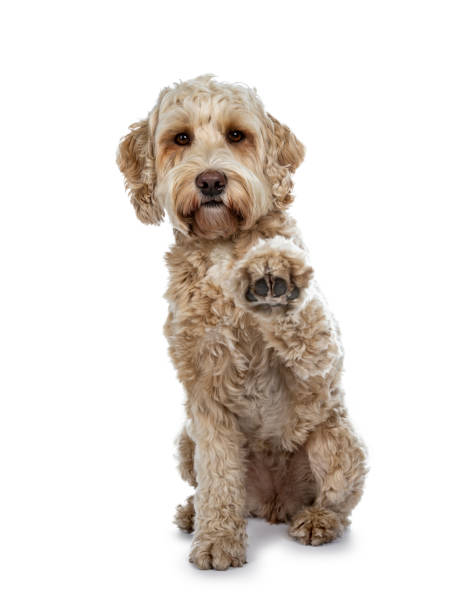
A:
174;495;195;533
287;416;367;546
176;426;197;487
174;427;197;532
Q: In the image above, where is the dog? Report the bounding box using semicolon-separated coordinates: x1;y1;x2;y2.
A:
117;75;367;570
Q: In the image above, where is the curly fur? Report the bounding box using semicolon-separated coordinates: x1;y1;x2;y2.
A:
117;75;367;570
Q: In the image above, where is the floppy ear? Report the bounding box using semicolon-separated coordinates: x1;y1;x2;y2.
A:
267;113;305;172
264;113;305;208
116;110;164;225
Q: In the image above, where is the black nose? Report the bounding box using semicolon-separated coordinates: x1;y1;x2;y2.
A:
195;170;227;197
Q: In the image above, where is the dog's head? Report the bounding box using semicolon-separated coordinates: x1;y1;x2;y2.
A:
117;75;304;239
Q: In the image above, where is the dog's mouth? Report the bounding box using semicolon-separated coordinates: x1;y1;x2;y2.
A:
200;197;225;208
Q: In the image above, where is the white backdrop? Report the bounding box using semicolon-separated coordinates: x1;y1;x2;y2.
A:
1;1;458;610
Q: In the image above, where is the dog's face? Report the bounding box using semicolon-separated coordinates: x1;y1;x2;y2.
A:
117;75;304;239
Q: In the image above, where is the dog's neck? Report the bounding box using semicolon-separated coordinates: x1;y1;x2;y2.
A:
173;209;295;249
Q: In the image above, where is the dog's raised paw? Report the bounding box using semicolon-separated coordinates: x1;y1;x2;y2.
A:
245;273;300;310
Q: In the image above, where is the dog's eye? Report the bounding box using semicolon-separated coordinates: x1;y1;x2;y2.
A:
227;129;245;143
174;132;191;146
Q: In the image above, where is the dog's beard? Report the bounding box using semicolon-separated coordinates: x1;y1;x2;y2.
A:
192;203;240;239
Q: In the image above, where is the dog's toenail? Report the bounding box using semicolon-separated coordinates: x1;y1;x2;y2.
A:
245;288;258;302
273;277;287;297
254;278;268;296
287;285;300;300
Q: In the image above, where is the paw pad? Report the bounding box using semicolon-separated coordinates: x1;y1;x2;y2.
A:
254;278;269;296
245;273;299;308
272;277;287;297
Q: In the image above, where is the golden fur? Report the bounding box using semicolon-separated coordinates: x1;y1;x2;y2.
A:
117;75;367;570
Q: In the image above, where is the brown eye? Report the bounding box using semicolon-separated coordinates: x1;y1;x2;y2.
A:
174;132;191;146
227;129;245;143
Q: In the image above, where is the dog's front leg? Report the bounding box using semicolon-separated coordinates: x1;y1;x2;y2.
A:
228;237;343;445
229;236;340;380
188;398;247;570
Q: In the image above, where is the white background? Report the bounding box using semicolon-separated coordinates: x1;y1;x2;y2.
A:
1;0;458;610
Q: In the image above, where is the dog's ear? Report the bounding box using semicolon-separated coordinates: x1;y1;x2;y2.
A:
117;110;164;225
264;113;305;208
267;113;305;173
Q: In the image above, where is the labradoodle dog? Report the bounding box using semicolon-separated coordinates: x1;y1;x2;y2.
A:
117;75;367;570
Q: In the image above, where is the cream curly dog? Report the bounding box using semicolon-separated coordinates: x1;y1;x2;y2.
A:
117;75;367;570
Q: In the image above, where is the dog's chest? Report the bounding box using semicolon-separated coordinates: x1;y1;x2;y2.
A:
234;340;291;441
202;314;290;440
165;240;291;442
205;244;291;440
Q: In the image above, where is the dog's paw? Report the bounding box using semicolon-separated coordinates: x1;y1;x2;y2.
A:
288;507;346;546
189;533;247;570
233;240;313;315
